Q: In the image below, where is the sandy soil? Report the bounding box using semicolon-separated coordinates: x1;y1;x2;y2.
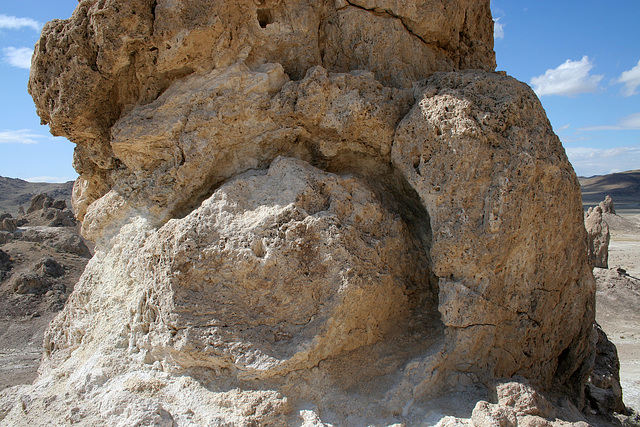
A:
594;208;640;414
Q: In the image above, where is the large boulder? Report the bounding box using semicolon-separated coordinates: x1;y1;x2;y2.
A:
0;0;605;425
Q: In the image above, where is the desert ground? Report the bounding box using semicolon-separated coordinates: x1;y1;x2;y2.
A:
580;171;640;413
589;203;640;414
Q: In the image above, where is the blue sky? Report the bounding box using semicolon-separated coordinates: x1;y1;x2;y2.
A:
0;1;639;182
492;1;640;176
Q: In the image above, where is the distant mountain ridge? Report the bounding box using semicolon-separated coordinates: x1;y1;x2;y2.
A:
0;176;74;215
579;170;640;210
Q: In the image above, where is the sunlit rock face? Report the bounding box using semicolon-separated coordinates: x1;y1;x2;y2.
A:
0;0;602;425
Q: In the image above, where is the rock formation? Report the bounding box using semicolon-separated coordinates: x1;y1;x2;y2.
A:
586;324;625;415
0;0;609;425
599;195;616;215
585;203;611;269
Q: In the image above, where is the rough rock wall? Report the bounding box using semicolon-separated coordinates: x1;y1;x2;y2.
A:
0;0;602;425
29;0;495;229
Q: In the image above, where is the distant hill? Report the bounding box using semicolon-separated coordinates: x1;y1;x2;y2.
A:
0;176;74;215
579;170;640;210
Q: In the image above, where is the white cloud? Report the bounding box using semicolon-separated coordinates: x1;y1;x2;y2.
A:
493;18;504;40
579;112;640;131
530;56;603;97
565;145;640;176
615;60;640;97
566;146;633;159
2;47;33;69
25;176;76;183
0;14;42;31
0;129;47;144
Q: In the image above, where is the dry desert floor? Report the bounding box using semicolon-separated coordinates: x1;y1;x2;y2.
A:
594;206;640;414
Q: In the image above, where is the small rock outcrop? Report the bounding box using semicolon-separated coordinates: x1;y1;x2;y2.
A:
0;0;610;425
23;193;76;228
586;324;625;415
599;195;616;214
585;205;610;269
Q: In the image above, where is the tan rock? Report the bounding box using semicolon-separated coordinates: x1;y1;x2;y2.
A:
392;71;595;392
29;0;495;228
471;401;517;427
110;157;434;377
2;0;606;425
599;195;615;214
586;323;625;414
494;377;555;418
585;205;610;268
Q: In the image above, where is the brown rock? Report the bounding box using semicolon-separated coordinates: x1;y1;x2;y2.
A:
0;0;604;425
392;71;595;393
585;205;610;268
471;401;517;427
586;323;625;414
494;377;556;418
29;0;495;226
26;194;53;214
598;195;615;214
0;218;17;233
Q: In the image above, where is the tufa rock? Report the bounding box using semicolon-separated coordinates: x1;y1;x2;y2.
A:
585;205;610;269
0;218;17;233
35;257;65;278
22;194;77;228
11;273;58;295
599;195;615;215
28;0;495;226
26;194;53;214
0;0;604;425
586;324;625;415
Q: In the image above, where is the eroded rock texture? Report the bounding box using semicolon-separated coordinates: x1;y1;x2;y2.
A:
0;0;604;425
585;205;610;269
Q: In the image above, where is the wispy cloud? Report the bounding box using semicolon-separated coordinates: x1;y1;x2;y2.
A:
0;14;42;32
615;60;640;97
2;47;33;69
490;1;505;41
0;129;48;144
566;146;637;160
493;18;505;40
579;112;640;131
566;145;640;176
530;56;603;97
25;176;76;183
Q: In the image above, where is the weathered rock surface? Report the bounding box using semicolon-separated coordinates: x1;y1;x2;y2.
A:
599;195;616;214
585;205;610;269
586;324;625;414
0;0;612;425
